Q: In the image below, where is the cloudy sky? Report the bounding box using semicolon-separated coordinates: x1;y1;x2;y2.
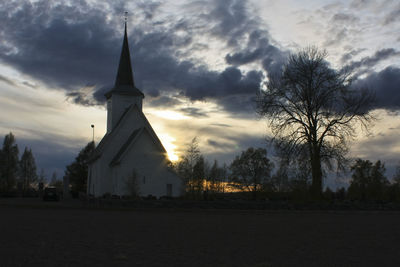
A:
0;0;399;184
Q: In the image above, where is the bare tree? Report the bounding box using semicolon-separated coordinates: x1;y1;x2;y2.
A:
257;47;375;198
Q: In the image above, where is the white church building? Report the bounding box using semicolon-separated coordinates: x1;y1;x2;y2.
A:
87;23;183;198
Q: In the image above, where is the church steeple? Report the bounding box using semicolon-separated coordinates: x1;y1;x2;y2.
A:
115;22;135;87
106;18;144;133
105;19;144;99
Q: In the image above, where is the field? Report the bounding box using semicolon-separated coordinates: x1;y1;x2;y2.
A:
1;199;399;266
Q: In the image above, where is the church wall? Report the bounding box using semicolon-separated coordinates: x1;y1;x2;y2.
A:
113;130;182;198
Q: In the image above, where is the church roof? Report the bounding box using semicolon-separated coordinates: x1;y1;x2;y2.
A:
105;22;144;99
88;104;168;165
109;127;142;166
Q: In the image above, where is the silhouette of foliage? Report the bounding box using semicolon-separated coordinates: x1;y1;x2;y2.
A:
175;137;202;197
229;147;274;199
348;159;389;201
64;141;95;194
257;47;375;198
19;147;38;191
206;160;227;194
0;132;19;192
192;155;205;196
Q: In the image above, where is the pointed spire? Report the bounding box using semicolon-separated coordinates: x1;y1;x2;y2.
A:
115;21;135;87
105;16;144;99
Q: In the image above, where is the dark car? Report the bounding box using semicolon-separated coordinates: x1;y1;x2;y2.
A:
43;187;60;201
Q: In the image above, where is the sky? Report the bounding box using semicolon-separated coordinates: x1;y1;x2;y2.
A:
0;0;399;186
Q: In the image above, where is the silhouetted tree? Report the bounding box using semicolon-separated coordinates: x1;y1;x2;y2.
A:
393;164;400;185
192;155;205;197
389;165;400;202
230;147;274;199
207;160;226;194
64;141;95;194
19;147;38;191
0;132;19;192
271;158;290;193
175;137;201;195
335;187;346;201
348;159;389;201
257;47;375;199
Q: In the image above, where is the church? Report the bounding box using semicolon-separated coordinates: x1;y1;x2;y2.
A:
87;22;183;198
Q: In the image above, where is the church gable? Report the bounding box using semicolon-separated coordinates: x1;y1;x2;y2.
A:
110;126;167;167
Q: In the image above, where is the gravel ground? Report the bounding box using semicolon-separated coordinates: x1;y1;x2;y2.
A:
1;198;400;267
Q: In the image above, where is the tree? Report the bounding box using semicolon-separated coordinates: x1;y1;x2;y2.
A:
0;132;19;192
192;155;205;196
207;160;226;194
175;137;201;195
19;147;38;191
256;47;375;198
229;147;274;198
348;159;389;201
64;141;95;194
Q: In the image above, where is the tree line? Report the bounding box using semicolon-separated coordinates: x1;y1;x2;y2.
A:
172;136;400;203
0;132;90;196
0;132;43;194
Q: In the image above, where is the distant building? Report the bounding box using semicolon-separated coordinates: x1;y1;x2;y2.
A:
87;23;182;198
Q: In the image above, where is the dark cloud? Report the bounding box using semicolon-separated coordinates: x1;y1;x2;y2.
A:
0;0;276;116
207;139;233;150
210;123;232;128
147;95;183;108
225;31;285;74
340;48;366;63
179;107;208;118
355;66;400;110
345;48;400;74
206;0;256;47
0;1;119;90
216;94;257;118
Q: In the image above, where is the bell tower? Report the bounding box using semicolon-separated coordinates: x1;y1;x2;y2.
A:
105;19;144;133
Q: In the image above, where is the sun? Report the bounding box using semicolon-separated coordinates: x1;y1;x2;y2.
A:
158;133;179;162
168;152;179;162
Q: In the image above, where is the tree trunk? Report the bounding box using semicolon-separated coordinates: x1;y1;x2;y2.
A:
310;148;323;199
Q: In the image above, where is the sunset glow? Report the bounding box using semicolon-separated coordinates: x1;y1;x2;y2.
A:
158;133;180;162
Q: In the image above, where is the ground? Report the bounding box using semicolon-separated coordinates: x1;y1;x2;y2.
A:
0;198;399;266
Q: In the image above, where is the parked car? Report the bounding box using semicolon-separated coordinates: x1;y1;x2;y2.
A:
43;187;59;201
